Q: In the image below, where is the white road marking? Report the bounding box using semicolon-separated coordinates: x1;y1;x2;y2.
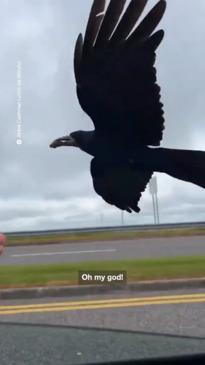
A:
11;249;116;258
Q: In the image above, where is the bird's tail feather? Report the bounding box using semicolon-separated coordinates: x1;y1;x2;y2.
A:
156;148;205;189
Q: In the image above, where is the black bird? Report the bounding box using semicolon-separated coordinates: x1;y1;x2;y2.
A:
50;0;205;213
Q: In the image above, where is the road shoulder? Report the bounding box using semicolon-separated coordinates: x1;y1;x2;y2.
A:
1;277;205;300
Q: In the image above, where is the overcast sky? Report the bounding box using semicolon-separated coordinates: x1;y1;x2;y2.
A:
0;0;205;232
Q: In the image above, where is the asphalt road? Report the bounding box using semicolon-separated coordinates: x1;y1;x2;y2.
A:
1;236;205;265
1;288;205;338
2;289;205;363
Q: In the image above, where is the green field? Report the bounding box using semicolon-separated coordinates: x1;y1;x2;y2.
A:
1;256;205;289
6;227;205;246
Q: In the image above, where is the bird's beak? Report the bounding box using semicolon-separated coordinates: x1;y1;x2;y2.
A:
50;135;77;148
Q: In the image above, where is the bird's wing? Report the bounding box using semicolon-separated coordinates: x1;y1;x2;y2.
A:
74;0;166;146
90;158;153;212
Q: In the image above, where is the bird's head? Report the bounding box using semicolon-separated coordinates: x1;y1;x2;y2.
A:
50;130;95;156
49;131;81;149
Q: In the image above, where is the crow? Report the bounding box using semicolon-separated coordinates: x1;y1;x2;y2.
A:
50;0;205;213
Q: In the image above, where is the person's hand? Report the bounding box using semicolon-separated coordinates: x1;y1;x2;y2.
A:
0;233;6;256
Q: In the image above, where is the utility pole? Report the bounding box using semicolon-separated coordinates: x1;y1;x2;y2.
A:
121;211;124;226
149;175;160;224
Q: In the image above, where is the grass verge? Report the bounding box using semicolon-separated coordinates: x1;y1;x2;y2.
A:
1;256;205;289
6;227;205;247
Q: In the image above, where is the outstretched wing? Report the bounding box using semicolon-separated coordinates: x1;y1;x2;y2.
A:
90;158;153;212
74;0;166;146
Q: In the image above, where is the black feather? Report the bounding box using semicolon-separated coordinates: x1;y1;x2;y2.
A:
95;0;126;47
145;29;165;51
74;33;83;83
83;0;105;57
127;0;166;44
110;0;148;44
